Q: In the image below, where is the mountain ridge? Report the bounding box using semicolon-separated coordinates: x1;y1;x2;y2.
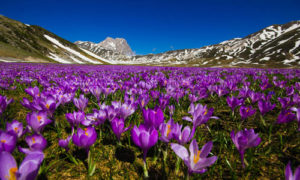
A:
0;14;299;67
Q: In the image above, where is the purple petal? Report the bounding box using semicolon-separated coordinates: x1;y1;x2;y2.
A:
170;143;189;161
200;141;213;158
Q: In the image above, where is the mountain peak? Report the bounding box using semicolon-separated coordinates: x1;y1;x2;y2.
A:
97;37;134;56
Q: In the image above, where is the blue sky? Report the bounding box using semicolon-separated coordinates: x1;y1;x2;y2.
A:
1;0;300;55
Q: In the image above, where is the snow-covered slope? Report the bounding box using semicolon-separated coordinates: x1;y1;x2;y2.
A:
76;21;300;67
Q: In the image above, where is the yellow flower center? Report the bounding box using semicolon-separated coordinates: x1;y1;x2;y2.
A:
141;100;145;107
46;104;50;109
1;139;6;143
5;167;18;180
14;127;18;133
166;125;171;137
37;116;42;122
32;137;36;143
246;108;250;113
84;128;89;136
193;150;201;164
204;110;207;115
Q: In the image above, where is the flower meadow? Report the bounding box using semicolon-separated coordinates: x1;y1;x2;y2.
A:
0;62;299;179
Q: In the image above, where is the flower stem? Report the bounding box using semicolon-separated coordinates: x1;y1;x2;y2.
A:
175;156;181;174
143;160;149;178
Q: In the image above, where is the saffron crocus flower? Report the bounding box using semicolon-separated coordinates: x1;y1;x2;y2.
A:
111;117;132;141
59;136;71;151
231;129;261;168
239;105;256;120
26;111;52;134
291;107;300;131
0;130;17;153
19;134;47;154
131;124;158;160
171;139;217;174
142;107;164;129
72;127;97;150
285;161;300;180
6;120;24;138
66;111;85;127
0;151;44;180
258;100;276;115
73;94;88;111
226;96;244;111
277;109;296;124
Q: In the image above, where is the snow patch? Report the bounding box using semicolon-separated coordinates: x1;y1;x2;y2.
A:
48;53;72;64
44;35;101;64
260;57;270;61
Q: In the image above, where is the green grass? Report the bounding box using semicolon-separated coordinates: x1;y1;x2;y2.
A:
0;68;299;180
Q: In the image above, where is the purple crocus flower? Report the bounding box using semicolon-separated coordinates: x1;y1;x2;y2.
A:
291;107;300;131
26;111;52;133
19;134;47;154
110;117;132;141
66;111;85;127
24;86;40;98
226;96;244;111
183;103;218;128
142;107;164;129
59;136;71;151
72;127;97;150
39;95;59;115
73;94;88;111
277;109;296;124
189;94;199;103
138;95;150;109
0;130;17;153
159;119;176;143
248;91;261;104
0;95;13;115
131;124;158;161
120;103;136;120
239;105;256;120
150;90;160;100
258;100;276;115
231;129;261;168
0;151;44;180
278;97;293;109
173;125;195;145
90;86;102;101
286;86;294;96
285;161;300;180
6;120;25;138
171;139;217;174
168;105;175;118
159;96;170;110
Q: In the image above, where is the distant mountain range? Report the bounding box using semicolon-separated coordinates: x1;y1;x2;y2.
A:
0;15;299;67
